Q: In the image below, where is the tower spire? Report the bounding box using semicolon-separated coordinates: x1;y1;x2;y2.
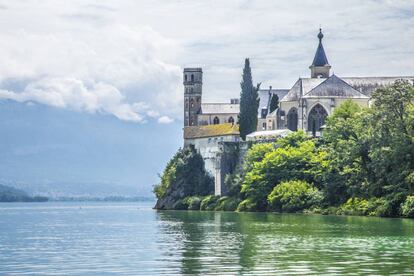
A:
309;28;331;78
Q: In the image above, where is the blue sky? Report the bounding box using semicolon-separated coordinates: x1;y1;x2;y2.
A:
0;0;413;196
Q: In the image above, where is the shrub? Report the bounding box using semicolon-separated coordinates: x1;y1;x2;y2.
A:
337;198;369;216
172;199;189;210
376;193;406;217
200;195;220;211
184;196;202;210
215;197;239;211
236;198;258;212
267;180;323;212
401;196;414;218
337;197;389;216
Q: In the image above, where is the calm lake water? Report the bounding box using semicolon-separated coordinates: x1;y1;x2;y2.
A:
0;202;413;275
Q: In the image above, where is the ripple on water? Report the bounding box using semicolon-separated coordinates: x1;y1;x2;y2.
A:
0;202;414;275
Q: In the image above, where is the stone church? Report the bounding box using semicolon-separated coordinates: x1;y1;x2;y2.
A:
182;28;414;196
183;28;414;136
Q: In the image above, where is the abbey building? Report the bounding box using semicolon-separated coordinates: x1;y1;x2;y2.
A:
183;29;414;136
183;28;414;195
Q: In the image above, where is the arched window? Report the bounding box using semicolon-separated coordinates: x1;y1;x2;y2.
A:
228;116;234;124
308;104;328;136
287;108;298;131
190;98;194;108
213;116;220;124
191;74;194;82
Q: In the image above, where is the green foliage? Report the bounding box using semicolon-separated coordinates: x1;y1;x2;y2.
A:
269;94;279;113
215;197;239;211
173;199;189;210
241;133;326;211
185;196;202;210
401;196;414;218
236;198;257;212
239;58;260;140
267;180;323;212
336;197;394;217
200;195;220;211
157;80;414;218
154;146;214;203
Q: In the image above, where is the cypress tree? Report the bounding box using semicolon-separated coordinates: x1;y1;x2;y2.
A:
269;94;279;113
239;58;260;140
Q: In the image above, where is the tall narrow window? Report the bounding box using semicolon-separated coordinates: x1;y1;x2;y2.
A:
308;104;328;136
287;108;298;131
191;74;194;82
184;75;187;82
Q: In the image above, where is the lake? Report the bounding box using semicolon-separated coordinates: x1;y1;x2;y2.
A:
0;201;413;275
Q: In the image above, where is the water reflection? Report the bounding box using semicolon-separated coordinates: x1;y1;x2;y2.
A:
156;210;414;275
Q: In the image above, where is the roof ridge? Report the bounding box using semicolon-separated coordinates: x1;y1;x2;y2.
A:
305;74;369;98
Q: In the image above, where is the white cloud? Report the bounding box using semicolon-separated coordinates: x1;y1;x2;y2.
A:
0;0;413;123
158;116;174;124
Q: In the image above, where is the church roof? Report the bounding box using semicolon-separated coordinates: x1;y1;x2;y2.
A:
281;78;325;102
201;103;239;114
303;74;368;99
342;76;414;97
258;89;289;110
280;75;414;102
311;29;329;67
184;123;239;139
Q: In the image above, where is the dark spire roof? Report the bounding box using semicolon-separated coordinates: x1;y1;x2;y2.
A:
311;28;329;67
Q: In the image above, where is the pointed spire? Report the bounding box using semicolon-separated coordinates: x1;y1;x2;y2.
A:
312;28;329;66
309;28;331;78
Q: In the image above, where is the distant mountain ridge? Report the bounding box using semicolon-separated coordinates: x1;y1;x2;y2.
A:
0;184;48;202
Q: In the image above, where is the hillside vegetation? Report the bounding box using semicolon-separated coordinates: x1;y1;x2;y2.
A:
0;184;48;202
154;80;414;218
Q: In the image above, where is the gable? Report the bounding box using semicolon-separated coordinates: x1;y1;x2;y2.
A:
303;75;369;99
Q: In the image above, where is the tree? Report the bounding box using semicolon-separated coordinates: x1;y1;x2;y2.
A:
239;58;260;140
154;146;214;209
269;94;279;113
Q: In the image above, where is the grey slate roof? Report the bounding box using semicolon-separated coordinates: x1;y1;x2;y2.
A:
281;78;325;102
201;103;239;114
342;76;414;97
258;88;289;118
304;74;368;99
281;75;414;102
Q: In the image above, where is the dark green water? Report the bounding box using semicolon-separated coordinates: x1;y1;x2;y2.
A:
1;202;413;275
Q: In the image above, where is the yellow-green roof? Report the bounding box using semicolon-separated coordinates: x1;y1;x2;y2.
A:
184;123;240;139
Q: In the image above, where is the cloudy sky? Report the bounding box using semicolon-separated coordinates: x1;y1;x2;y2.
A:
0;0;413;196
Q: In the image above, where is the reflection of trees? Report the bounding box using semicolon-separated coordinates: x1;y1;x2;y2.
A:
156;211;214;274
236;212;261;272
156;211;414;274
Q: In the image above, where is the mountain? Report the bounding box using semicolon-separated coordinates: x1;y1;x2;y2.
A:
0;100;182;198
0;184;47;202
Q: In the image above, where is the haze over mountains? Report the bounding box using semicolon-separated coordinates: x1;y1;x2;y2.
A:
0;101;181;198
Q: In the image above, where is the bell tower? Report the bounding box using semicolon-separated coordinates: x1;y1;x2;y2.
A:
183;68;203;126
309;28;331;78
